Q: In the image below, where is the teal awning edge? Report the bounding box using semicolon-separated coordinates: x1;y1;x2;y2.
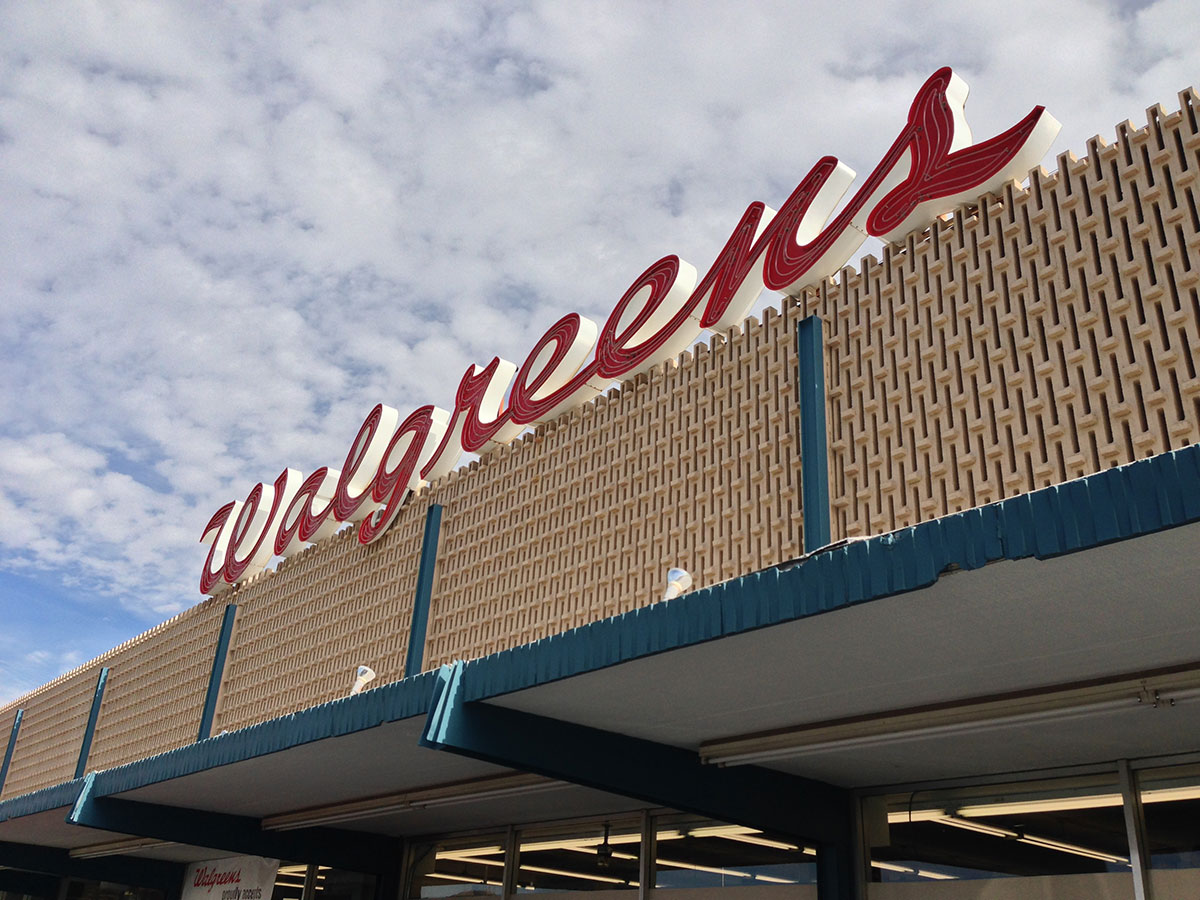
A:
458;443;1200;702
0;778;84;823
86;667;439;797
4;444;1196;809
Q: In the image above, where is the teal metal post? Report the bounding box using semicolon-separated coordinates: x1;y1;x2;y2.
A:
405;504;444;678
198;603;238;740
0;709;23;795
75;668;109;779
797;316;831;553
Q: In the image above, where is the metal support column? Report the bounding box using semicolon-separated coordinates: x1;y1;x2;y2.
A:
74;668;108;779
796;316;831;553
502;825;519;899
0;709;23;796
198;604;238;740
637;809;654;900
1119;759;1153;900
405;504;443;678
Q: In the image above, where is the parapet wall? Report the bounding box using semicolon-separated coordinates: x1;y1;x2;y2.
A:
2;90;1198;798
817;91;1200;538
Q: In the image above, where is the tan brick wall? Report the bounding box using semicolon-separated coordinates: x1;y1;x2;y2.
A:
0;665;99;799
422;305;804;667
212;494;426;732
1;89;1198;794
0;597;231;798
85;599;228;772
813;89;1200;539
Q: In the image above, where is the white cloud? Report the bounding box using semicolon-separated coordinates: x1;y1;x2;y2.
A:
2;0;1200;685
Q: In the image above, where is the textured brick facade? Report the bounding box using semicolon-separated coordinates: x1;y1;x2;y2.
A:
2;90;1197;799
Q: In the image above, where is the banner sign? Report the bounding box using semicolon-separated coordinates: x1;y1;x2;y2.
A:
182;856;280;900
199;67;1061;595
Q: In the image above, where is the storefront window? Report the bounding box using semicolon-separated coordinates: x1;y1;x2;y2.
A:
408;835;506;899
320;869;376;900
63;881;164;900
272;864;310;900
653;815;816;889
515;818;641;892
868;774;1133;895
1139;761;1200;896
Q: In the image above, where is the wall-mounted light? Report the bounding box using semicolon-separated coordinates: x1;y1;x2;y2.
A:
663;568;692;601
350;665;376;695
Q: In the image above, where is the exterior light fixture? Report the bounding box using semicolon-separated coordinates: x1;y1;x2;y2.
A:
70;837;176;859
662;567;692;601
350;665;376;695
262;773;561;831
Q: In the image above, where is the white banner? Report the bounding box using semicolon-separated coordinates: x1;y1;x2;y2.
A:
182;855;280;900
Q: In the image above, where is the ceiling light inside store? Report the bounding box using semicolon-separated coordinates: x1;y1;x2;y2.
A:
870;861;958;880
437;853;504;867
521;864;633;886
427;874;503;887
936;816;1128;865
520;832;641;852
889;783;1200;824
686;824;813;853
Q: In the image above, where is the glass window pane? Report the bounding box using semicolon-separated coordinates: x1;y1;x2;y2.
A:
516;818;641;892
653;815;817;889
64;878;165;900
320;869;376;900
409;835;506;899
868;774;1133;895
1139;761;1200;896
273;864;309;900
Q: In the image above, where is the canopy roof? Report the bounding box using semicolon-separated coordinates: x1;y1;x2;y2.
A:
2;445;1197;878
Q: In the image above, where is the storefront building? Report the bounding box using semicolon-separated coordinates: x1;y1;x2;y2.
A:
1;71;1198;900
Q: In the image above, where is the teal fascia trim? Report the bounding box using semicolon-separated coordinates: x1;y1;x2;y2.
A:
89;669;438;797
25;445;1199;820
0;779;84;824
69;773;400;874
405;504;443;678
74;668;109;779
455;444;1200;703
198;603;238;741
797;316;831;553
0;708;23;795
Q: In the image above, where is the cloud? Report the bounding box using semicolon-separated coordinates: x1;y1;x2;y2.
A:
2;0;1199;686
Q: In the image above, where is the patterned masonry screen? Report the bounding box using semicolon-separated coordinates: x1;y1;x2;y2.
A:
0;90;1198;795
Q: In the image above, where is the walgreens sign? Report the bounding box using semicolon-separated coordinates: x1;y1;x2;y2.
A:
200;68;1060;596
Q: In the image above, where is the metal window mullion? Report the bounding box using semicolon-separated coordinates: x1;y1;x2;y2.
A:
502;825;519;899
851;796;868;900
638;810;655;900
302;864;319;900
1119;759;1153;900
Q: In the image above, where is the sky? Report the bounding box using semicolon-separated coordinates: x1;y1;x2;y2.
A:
1;0;1197;704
